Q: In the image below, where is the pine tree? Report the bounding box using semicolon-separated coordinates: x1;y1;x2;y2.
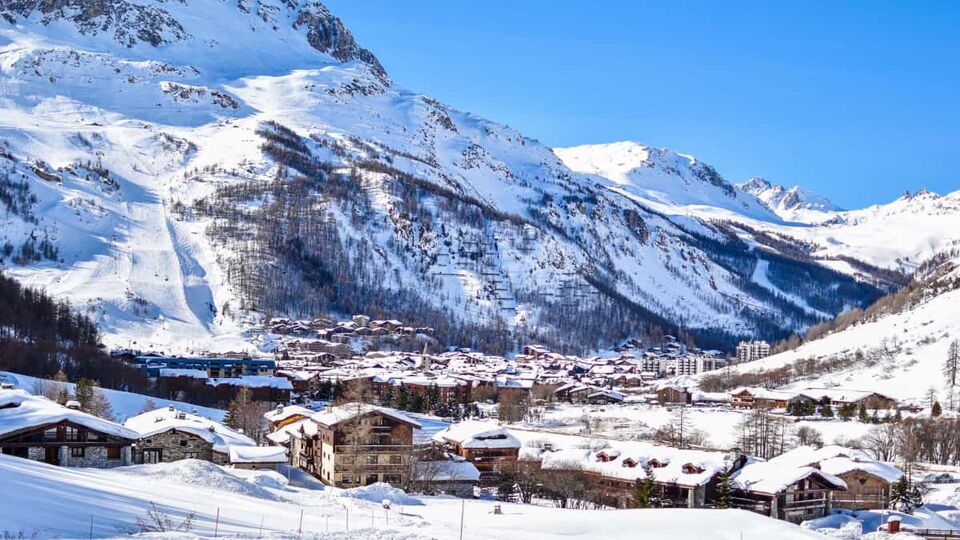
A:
821;403;834;418
858;403;869;422
945;340;960;410
73;378;94;411
714;466;732;509
932;401;943;417
633;463;658;508
53;369;70;405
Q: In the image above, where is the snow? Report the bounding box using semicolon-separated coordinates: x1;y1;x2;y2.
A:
264;404;314;423
0;387;140;440
433;420;521;449
338;483;424;506
312;403;422;429
731;461;846;496
228;445;287;464
0;452;832;539
124;406;254;452
0;371;226;423
415;460;481;482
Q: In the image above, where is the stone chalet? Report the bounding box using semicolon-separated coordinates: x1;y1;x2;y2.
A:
124;405;256;465
290;403;421;488
0;389;138;467
433;421;520;485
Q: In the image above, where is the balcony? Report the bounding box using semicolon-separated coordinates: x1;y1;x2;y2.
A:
334;444;412;454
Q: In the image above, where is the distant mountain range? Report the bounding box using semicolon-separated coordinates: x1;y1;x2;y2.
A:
0;1;958;356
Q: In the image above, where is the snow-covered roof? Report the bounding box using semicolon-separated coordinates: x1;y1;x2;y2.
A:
263;405;313;423
415;460;481;482
768;445;903;484
228;445;287;464
311;403;421;429
125;406;255;453
0;389;139;440
539;443;729;488
206;376;293;390
730;460;847;496
795;388;895;403
433;421;521;450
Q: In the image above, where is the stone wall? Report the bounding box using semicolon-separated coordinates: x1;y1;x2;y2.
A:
136;430;221;464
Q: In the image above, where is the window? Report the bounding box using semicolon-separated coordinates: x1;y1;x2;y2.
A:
65;427;82;442
43;428;59;442
341;455;355;465
143;449;162;464
70;447;85;458
184;451;199;460
389;455;403;465
180;440;188;447
383;474;402;485
366;455;379;465
107;447;121;460
341;475;353;484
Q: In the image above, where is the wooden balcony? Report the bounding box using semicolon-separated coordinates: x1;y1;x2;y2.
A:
334;444;412;454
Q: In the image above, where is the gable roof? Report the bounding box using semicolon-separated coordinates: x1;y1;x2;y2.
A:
0;389;139;441
433;420;521;449
125;406;255;452
311;403;421;429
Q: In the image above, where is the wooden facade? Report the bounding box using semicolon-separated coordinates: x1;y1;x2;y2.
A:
0;420;134;468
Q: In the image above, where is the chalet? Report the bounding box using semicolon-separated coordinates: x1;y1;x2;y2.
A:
730;457;848;523
411;458;481;498
656;385;692;405
228;446;287;471
771;446;902;510
538;443;740;509
0;389;137;468
797;389;898;410
124;406;255;465
729;388;792;410
586;390;625;405
264;404;313;431
433;421;520;484
296;403;420;488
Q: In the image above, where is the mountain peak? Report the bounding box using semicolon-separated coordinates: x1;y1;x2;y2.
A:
738;177;841;219
1;0;386;78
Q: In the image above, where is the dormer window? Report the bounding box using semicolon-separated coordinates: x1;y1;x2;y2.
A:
681;463;704;474
622;458;638;468
648;458;668;468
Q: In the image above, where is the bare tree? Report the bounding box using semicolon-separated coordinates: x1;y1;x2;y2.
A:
225;387;270;442
945;340;960;410
861;423;901;462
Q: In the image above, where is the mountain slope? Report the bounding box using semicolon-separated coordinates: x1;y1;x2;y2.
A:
0;1;892;354
694;251;960;402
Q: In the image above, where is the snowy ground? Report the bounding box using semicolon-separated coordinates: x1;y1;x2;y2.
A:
0;371;225;422
0;454;829;540
513;403;877;450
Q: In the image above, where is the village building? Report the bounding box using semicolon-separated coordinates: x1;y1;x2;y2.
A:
432;421;520;484
137;357;276;378
411;458;481;498
293;403;420;487
730;455;848;523
768;446;902;510
264;404;314;431
537;443;738;509
0;389;137;468
736;340;771;363
228;446;287;471
124;406;256;465
656;385;692;405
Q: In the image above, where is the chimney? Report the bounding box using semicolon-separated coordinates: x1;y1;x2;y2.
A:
887;517;901;533
167;405;175;412
65;400;81;410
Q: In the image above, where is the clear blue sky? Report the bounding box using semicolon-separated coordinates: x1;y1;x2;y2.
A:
325;0;960;209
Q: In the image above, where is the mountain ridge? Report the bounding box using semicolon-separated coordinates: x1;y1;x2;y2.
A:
0;0;952;356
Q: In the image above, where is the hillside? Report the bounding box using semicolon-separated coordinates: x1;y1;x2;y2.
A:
0;453;829;540
0;0;898;355
693;252;960;402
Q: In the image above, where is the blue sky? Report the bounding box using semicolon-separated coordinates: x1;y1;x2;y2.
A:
326;0;960;209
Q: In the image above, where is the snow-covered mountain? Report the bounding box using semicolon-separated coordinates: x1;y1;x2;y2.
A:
692;250;960;403
0;0;946;355
738;177;842;223
555;142;777;221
